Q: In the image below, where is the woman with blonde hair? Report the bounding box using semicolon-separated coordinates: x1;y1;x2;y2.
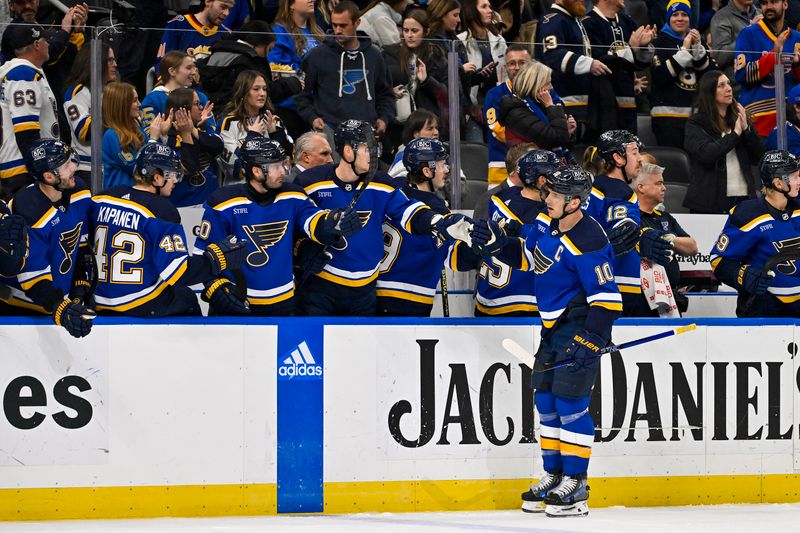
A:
497;61;575;149
102;82;164;188
218;70;292;183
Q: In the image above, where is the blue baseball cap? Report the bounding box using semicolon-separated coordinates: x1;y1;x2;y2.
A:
789;84;800;105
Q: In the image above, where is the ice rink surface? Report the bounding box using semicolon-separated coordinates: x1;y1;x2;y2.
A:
1;504;798;533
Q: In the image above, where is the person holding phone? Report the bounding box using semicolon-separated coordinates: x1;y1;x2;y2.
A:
683;70;764;214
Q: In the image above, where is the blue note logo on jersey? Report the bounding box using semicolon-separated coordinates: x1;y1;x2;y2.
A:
243;220;289;267
278;341;323;380
533;245;555;274
58;223;82;275
341;69;368;95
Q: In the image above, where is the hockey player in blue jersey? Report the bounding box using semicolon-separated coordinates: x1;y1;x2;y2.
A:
0;201;27;277
296;120;473;316
473;150;559;316
471;166;622;517
194;136;362;316
376;137;453;317
91;143;247;317
1;139;95;338
711;150;800;317
585;130;673;315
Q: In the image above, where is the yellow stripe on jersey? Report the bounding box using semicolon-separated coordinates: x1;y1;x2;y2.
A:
97;260;188;312
0;164;27;179
79;117;92;142
628;192;638;203
540;437;560;451
536;212;552;224
590;187;605;199
402;204;428;233
93;196;156;218
559;235;581;255
32;206;57;229
618;285;643;294
316;269;380;287
19;272;52;291
367;182;394;193
475;301;538;315
491;196;521;223
305;180;337;194
71;190;91;202
542;318;558;328
307;211;326;242
375;289;434;305
248;290;295;306
740;214;774;232
590;301;623;312
13;123;39;133
275;191;309;202
213;196;251;211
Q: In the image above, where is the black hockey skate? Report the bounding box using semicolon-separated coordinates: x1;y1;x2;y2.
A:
543;474;589;517
521;470;562;513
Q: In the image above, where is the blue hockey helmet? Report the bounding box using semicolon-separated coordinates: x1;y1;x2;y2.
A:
517;150;560;188
25;138;76;182
134;142;183;182
402;137;449;174
544;165;593;204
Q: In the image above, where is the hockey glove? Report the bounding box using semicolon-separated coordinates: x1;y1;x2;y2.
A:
0;214;28;276
53;299;95;338
562;330;606;372
738;265;775;295
470;219;506;258
322;207;362;237
500;218;523;238
636;227;674;265
432;213;474;245
608;218;639;256
202;278;250;315
205;235;247;275
294;239;332;275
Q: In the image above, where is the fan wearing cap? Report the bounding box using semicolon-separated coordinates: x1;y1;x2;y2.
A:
193;135;362;316
1;2;88;105
767;83;800;154
89;142;247;318
0;23;60;201
0;139;94;339
470;166;621;517
711;150;800;317
296;119;473;316
376;137;454;317
650;0;717;149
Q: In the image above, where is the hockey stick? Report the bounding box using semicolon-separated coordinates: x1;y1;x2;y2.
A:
440;267;450;317
502;323;697;372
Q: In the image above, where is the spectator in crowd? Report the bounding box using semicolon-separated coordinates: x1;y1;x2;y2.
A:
651;0;716;149
218;70;293;183
142;51;216;135
115;0;170;98
385;10;450;145
633;162;698;316
222;0;252;30
535;0;611;138
472;142;535;221
101;82;161;188
683;71;764;213
63;41;117;183
295;1;395;141
580;145;605;176
497;61;576;150
359;0;407;49
1;1;88;106
428;0;463;46
734;0;800;138
161;88;223;207
0;23;60;200
458;0;507;141
290;131;334;182
157;0;234;66
767;84;800;153
484;44;531;188
388;109;440;178
269;0;325;138
583;0;655;136
709;0;761;88
201;20;302;116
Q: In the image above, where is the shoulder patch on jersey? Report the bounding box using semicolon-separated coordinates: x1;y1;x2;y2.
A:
563;216;610;254
220;115;235;132
4;64;41;82
729;198;771;231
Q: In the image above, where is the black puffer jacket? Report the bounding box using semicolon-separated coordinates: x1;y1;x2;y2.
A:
683;113;764;214
497;95;570;149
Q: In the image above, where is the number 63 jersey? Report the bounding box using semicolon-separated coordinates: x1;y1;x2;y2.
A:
0;58;59;181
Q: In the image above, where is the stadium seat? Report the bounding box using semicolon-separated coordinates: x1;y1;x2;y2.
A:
462;180;487;211
663;182;689;214
145;66;156;94
637;114;658;148
646;146;690;184
626;0;649;27
460;142;488;182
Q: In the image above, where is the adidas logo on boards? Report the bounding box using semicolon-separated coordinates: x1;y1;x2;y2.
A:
278;341;323;379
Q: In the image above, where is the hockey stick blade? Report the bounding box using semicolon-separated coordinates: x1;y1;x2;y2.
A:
502;338;534;366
